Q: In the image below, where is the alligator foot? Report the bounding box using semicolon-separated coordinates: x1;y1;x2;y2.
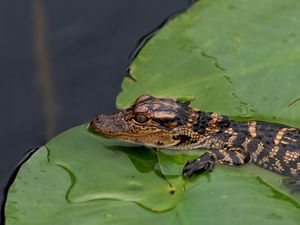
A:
183;152;215;177
282;178;300;193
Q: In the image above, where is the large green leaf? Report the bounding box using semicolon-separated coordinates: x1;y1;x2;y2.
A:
5;125;300;225
44;124;183;211
117;0;300;127
5;0;300;224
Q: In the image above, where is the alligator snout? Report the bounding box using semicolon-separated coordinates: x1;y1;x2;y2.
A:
90;111;128;136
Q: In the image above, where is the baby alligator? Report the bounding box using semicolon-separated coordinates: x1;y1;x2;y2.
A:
90;95;300;191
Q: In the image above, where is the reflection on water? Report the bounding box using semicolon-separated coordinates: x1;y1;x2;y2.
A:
33;0;58;140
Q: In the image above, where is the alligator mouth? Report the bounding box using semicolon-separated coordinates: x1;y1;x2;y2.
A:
90;115;180;148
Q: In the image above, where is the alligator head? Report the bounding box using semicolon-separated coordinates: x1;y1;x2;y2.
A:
90;95;202;149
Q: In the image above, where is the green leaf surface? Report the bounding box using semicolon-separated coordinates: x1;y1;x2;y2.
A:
117;0;300;127
46;125;185;211
5;129;300;225
5;0;300;224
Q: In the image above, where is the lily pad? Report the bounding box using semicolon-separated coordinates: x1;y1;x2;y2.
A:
117;0;300;127
45;124;184;210
5;135;300;225
5;0;300;224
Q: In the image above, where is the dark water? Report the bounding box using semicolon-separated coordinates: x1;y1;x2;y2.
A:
0;0;192;223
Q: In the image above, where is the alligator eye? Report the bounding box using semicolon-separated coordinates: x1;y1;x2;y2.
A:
134;114;149;123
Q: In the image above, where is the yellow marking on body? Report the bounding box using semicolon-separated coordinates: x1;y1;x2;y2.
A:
188;118;194;123
284;136;297;143
151;100;181;110
227;132;238;147
242;138;251;151
224;128;234;134
220;151;234;165
206;113;222;132
269;145;280;157
152;111;177;118
284;150;300;163
251;142;264;162
188;111;199;129
208;152;218;160
208;113;225;131
290;168;298;176
190;111;199;120
209;113;219;125
273;159;284;172
248;121;257;138
242;138;251;149
205;126;220;132
260;146;280;165
216;113;223;121
235;151;246;164
284;151;295;164
274;128;288;145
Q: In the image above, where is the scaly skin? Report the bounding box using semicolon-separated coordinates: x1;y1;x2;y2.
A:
90;95;300;191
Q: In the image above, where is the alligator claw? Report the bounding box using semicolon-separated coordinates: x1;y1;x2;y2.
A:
182;153;215;177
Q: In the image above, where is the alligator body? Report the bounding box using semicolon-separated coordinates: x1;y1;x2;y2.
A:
90;95;300;191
